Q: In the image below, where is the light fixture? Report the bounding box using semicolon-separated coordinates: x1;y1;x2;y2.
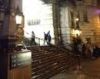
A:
15;7;23;25
15;7;24;44
71;17;82;37
74;29;82;36
75;17;79;21
71;29;81;37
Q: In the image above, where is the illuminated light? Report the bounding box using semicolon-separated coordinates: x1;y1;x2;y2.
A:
75;18;79;21
16;15;22;24
71;29;82;37
74;29;82;36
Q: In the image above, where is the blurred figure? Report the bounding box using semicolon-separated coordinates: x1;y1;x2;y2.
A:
31;31;36;45
84;38;93;58
72;36;82;55
44;32;48;45
93;44;100;58
47;31;51;46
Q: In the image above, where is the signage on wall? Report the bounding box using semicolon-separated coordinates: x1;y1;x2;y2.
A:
27;19;40;26
9;50;32;69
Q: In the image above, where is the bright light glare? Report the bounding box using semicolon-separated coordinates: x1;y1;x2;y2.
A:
75;18;79;21
22;0;54;43
16;15;22;24
22;0;54;45
71;29;82;37
75;29;81;35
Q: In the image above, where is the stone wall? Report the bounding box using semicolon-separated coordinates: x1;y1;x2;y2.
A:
78;0;100;45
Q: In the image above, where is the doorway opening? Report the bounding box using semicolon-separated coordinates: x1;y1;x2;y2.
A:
22;0;55;46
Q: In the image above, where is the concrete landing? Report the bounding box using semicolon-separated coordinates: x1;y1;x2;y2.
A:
50;57;100;79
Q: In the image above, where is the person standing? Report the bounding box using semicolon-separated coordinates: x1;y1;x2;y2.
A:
44;32;48;45
85;38;93;57
47;31;51;46
31;31;36;45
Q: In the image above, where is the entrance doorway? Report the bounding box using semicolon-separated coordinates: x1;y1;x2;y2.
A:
22;0;55;46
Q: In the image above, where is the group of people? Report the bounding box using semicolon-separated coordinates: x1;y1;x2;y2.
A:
72;37;100;58
31;31;52;46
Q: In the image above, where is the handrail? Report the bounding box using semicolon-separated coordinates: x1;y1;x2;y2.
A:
34;36;55;46
23;36;55;46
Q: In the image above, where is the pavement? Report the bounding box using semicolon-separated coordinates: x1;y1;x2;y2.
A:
50;57;100;79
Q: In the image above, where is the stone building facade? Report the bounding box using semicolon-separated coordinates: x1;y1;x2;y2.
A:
1;0;100;46
55;0;100;46
75;0;100;45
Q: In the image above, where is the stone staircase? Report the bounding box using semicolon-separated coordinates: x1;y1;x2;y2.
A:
29;46;79;79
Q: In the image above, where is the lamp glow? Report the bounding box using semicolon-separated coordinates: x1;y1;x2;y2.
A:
16;15;22;24
71;29;82;37
75;18;79;21
74;29;81;36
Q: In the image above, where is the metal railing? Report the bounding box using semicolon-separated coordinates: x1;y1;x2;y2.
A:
23;36;55;46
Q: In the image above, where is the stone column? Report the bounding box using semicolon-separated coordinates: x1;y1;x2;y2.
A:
0;0;22;79
0;0;17;49
0;0;12;79
52;0;62;45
